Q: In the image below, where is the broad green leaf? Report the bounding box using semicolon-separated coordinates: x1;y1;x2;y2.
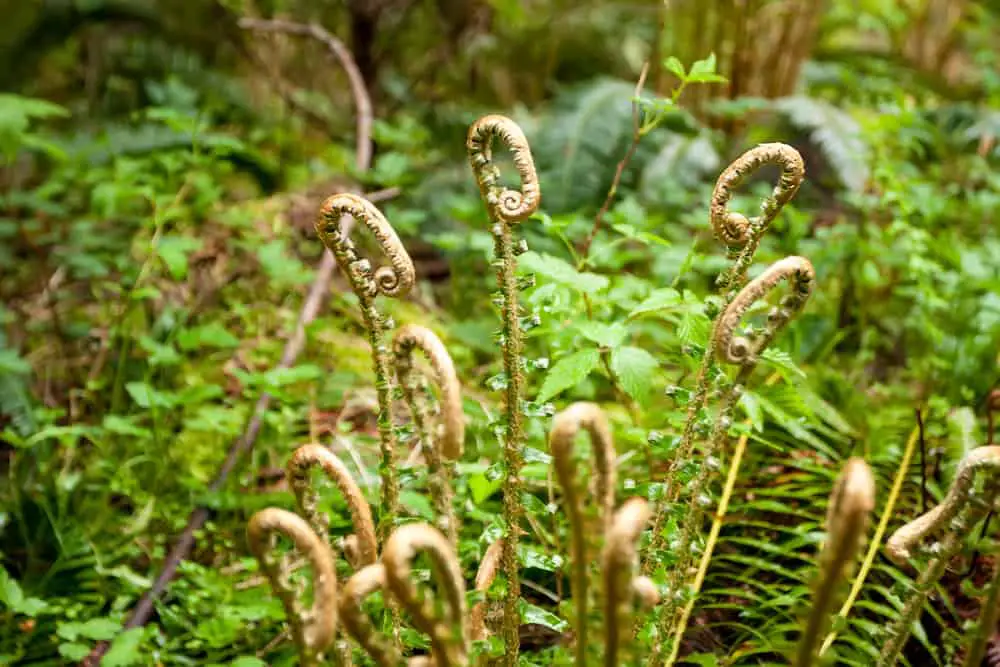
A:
664;56;686;79
156;235;202;280
629;288;681;318
103;627;144;667
537;348;600;402
611;346;657;404
0;348;30;374
177;322;240;351
575;321;627;348
740;392;764;432
58;643;91;661
519;251;608;293
125;382;176;409
520;601;568;633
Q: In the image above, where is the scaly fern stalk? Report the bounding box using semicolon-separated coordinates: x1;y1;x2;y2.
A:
467;114;541;664
392;324;465;546
247;508;339;667
647;143;804;562
964;544;1000;667
383;523;469;667
602;498;656;667
795;458;875;667
339;563;403;666
654;255;816;665
288;444;378;569
316;193;416;542
549;402;618;667
878;446;1000;666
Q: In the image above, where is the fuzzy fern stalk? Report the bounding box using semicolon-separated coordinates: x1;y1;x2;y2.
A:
648;143;804;559
316;193;416;542
288;443;379;569
878;445;1000;667
247;508;338;667
549;402;617;667
653;255;816;664
794;458;875;667
392;323;465;546
602;498;657;667
467;113;541;663
383;523;469;667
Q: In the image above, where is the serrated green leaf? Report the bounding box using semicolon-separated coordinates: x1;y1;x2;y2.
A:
520;601;568;632
629;288;681;318
575;321;627;348
611;346;657;404
177;322;240;351
156;235;202;280
519;251;608;293
664;56;685;79
103;627;144;667
537;348;600;402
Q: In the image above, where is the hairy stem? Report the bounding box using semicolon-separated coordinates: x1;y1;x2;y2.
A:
964;547;1000;667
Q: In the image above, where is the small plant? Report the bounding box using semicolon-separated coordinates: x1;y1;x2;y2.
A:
466;114;541;664
878;445;1000;667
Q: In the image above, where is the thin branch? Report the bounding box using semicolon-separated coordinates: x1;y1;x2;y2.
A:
81;17;374;667
578;61;649;260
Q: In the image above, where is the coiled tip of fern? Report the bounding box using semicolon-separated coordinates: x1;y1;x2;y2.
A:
631;576;660;609
316;192;416;298
383;523;468;666
339;563;402;666
710;142;804;249
602;497;652;667
287;443;378;568
392;323;465;460
549;402;617;528
713;255;815;365
467;114;541;224
247;508;339;659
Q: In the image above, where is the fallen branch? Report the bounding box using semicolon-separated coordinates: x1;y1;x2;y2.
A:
82;17;373;666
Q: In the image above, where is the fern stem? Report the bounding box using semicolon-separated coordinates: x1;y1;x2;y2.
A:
964;546;1000;667
818;415;923;656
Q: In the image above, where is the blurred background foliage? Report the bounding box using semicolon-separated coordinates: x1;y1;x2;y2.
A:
1;0;999;665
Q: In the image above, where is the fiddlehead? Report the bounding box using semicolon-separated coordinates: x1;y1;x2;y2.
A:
602;498;653;667
393;323;464;545
878;446;1000;666
651;256;816;664
470;539;504;642
339;563;403;666
247;508;338;667
549;402;617;667
383;523;468;667
794;458;875;667
288;443;378;569
467;113;540;665
316;193;415;541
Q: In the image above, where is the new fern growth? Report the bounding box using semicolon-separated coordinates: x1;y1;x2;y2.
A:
878;445;1000;667
467;113;541;664
246;508;339;667
794;458;875;667
316;193;416;541
392;323;465;546
549;402;617;667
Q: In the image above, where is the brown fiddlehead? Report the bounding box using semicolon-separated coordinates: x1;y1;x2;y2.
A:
247;508;338;667
288;443;378;569
393;323;464;545
467;113;540;665
339;563;403;666
649;143;805;566
470;538;504;643
383;523;468;667
878;445;1000;666
602;498;654;667
549;402;617;667
316;193;415;542
794;458;875;667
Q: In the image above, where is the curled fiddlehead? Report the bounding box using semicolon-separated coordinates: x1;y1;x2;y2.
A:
602;498;653;667
470;538;504;642
247;508;338;667
316;193;415;541
794;458;875;667
651;256;817;663
878;445;1000;666
467;113;540;664
393;323;464;545
709;142;805;256
549;402;617;667
383;523;468;667
288;443;378;569
339;563;403;666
